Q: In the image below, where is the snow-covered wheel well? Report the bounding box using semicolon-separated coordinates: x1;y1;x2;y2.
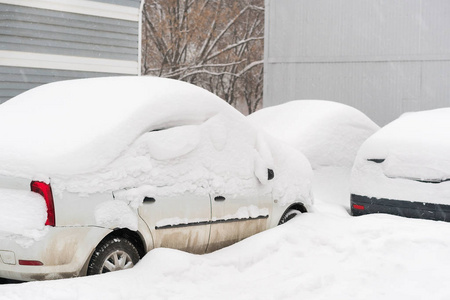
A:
82;228;146;276
278;203;307;225
98;229;147;259
286;203;307;214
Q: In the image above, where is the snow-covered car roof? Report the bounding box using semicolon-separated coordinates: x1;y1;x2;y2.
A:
356;108;450;181
248;100;379;169
0;76;234;176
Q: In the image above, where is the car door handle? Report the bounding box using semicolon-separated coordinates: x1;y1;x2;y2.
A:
214;196;226;202
143;197;156;203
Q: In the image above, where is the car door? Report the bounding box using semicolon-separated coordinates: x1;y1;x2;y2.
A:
138;191;211;254
206;188;273;252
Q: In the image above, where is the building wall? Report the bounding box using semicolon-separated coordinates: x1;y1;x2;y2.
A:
0;0;142;103
264;0;450;126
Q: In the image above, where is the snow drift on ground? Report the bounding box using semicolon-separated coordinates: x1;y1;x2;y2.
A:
248;100;379;169
352;108;450;204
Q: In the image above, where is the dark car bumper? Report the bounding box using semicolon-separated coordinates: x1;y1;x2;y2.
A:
351;194;450;222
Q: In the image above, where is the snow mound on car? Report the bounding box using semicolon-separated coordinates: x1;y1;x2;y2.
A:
52;109;312;207
0;77;312;207
356;108;450;180
0;76;232;177
248;100;379;169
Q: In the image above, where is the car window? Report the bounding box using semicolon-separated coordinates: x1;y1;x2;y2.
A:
142;125;201;161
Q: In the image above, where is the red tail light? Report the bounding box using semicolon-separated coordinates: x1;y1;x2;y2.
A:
19;260;43;266
352;204;365;210
31;181;55;226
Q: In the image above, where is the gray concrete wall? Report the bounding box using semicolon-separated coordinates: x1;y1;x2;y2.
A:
264;0;450;126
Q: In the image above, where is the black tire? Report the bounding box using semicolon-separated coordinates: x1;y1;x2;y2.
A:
278;209;302;225
87;237;140;275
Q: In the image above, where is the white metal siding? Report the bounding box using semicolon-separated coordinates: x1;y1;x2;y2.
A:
0;0;142;103
0;66;119;103
264;0;450;126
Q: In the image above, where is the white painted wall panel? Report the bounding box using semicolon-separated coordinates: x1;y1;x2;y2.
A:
268;0;425;60
266;61;422;125
264;0;450;126
0;0;142;102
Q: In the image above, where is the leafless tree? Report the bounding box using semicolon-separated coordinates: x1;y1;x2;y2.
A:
141;0;264;114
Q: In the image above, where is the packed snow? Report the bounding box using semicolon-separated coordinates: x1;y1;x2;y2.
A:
0;190;47;248
248;100;379;169
94;200;138;231
352;108;450;204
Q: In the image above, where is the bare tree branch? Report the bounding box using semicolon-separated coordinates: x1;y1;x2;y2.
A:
142;0;264;114
206;36;263;62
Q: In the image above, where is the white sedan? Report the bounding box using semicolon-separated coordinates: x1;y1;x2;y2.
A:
0;76;312;281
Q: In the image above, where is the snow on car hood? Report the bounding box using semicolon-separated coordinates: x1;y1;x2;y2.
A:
248;100;379;169
356;108;450;182
0;76;232;177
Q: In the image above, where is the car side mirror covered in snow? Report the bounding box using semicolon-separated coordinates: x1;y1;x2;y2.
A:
268;169;274;180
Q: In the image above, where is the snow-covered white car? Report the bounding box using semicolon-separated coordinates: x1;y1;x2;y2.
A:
351;108;450;221
248;100;379;169
0;77;312;281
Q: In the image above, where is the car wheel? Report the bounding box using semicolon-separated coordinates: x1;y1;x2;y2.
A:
87;237;140;275
278;209;302;225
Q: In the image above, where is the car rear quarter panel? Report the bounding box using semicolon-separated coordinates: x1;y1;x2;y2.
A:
53;190;113;226
54;189;154;254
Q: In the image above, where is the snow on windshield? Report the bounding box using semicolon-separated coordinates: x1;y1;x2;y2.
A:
0;76;231;177
248;100;379;169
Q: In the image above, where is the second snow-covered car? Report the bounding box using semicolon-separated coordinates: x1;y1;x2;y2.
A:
0;76;312;281
351;108;450;221
247;100;379;169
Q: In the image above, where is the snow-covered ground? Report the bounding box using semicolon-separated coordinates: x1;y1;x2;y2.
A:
1;96;449;299
2;165;450;300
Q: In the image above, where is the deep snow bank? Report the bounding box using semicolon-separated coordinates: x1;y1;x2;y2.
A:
2;205;450;300
248;100;379;169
